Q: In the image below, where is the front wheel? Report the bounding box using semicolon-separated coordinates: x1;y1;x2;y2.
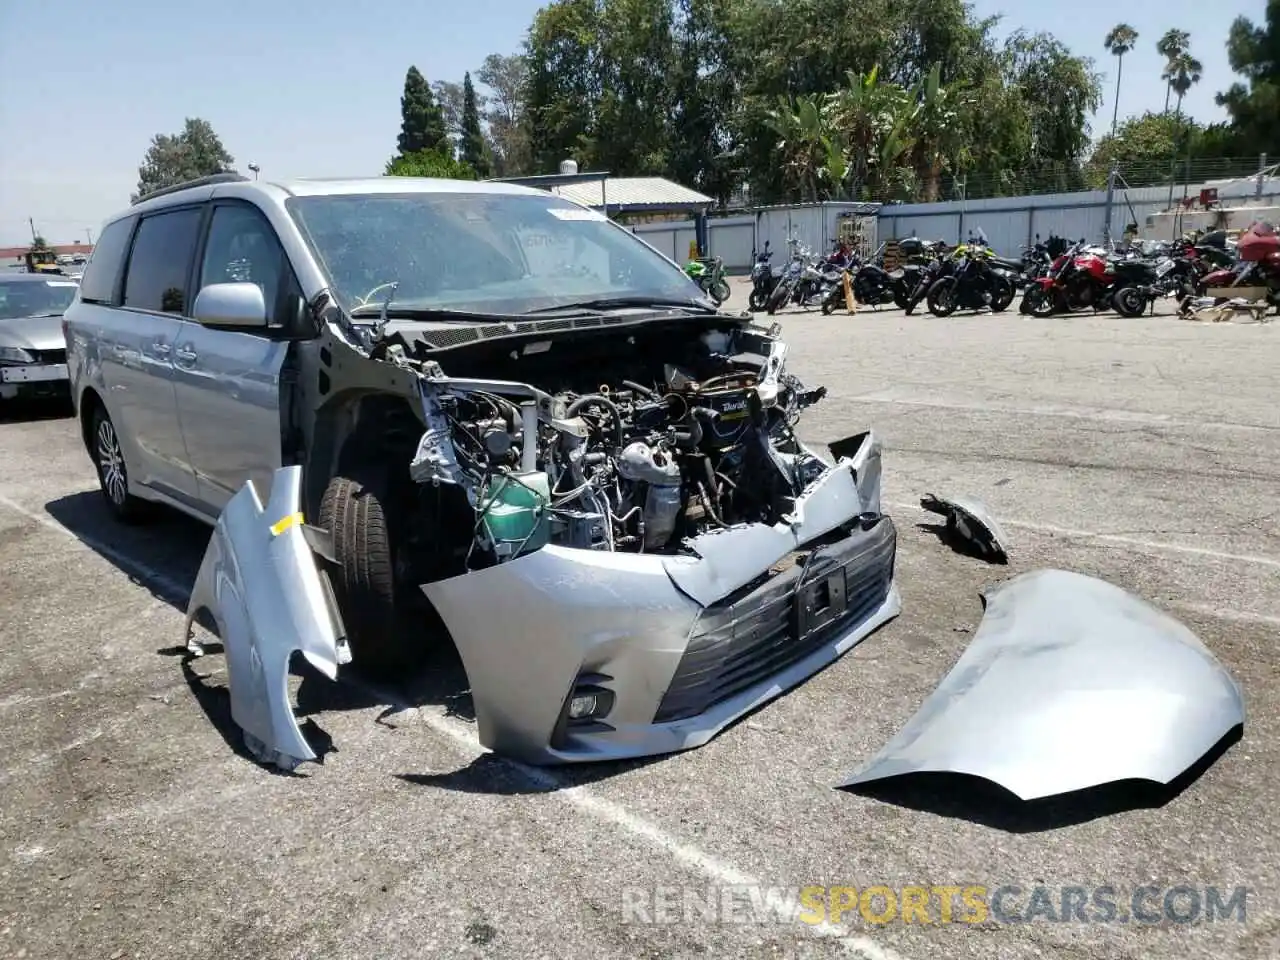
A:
748;288;769;311
709;279;731;304
893;283;912;310
926;278;958;317
90;404;149;523
319;466;406;675
1023;286;1057;317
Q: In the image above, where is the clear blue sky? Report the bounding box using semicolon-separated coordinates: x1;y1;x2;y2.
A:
0;0;1265;246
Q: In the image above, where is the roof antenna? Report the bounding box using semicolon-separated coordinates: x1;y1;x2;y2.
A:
374;281;398;342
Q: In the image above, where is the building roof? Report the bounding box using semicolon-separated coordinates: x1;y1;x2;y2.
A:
551;176;714;213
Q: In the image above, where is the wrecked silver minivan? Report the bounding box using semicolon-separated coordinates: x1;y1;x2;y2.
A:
67;176;900;770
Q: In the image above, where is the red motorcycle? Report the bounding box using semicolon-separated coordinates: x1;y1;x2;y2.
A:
1020;240;1117;316
1197;222;1280;308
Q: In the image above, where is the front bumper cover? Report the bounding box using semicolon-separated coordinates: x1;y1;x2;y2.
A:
425;431;900;764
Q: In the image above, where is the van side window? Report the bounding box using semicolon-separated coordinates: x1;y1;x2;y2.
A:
122;208;203;314
199;205;287;326
78;216;136;304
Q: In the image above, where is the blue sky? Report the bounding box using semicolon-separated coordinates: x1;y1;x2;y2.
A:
0;0;1265;246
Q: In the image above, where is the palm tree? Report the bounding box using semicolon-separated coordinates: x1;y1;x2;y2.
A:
1156;29;1191;114
1104;24;1139;136
1167;51;1204;119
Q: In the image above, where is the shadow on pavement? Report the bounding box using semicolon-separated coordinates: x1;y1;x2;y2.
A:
395;751;664;796
840;724;1244;833
0;395;74;424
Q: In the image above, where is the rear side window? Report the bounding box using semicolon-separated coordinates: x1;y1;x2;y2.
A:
78;216;135;304
123;207;203;314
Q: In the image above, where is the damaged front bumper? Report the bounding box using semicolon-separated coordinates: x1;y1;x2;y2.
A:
425;431;899;764
188;433;899;769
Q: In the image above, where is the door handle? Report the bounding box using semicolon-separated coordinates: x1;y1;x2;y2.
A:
174;346;198;365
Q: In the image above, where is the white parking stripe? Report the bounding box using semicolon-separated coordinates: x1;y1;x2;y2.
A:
888;500;1280;570
850;390;1278;434
0;489;910;959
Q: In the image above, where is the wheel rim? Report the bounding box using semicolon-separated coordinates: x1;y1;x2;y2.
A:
96;418;127;506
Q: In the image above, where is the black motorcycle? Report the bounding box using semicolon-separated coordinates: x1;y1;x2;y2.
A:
748;242;777;311
925;245;1015;316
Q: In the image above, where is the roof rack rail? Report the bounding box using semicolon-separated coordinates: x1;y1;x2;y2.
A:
131;171;250;205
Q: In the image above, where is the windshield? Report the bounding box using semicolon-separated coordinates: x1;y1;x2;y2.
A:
287;191;704;315
0;278;78;320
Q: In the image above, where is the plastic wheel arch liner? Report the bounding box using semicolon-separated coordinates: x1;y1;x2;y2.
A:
839;569;1245;801
186;465;350;771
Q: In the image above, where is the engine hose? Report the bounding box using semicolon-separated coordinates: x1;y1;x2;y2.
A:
566;393;624;449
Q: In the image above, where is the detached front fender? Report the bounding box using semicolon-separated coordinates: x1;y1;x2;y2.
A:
186;466;350;771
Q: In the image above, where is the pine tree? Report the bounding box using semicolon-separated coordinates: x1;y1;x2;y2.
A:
460;72;491;177
397;65;450;157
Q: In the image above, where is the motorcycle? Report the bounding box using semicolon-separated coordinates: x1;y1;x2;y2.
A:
684;255;731;305
924;233;1015;316
747;242;777;311
1020;239;1118;316
1193;221;1280;310
767;241;843;314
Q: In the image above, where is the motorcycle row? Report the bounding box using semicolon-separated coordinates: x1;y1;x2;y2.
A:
736;221;1280;320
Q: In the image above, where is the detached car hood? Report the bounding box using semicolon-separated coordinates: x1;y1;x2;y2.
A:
840;569;1244;800
0;315;65;352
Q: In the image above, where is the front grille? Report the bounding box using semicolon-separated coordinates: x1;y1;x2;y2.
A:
28;348;66;365
654;517;896;723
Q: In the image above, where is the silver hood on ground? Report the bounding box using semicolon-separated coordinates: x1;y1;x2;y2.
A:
840;569;1245;801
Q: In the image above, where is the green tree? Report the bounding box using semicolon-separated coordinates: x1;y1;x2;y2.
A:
1216;3;1278;156
460;72;491;177
1002;30;1103;192
1156;28;1190;114
28;234;50;253
478;53;531;175
384;151;477;179
1086;111;1201;186
1103;23;1138;136
667;0;738;203
524;0;602;172
1167;49;1204;119
133;117;235;201
397;66;450;157
432;79;466;149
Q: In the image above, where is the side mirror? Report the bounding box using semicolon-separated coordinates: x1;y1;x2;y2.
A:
192;282;268;328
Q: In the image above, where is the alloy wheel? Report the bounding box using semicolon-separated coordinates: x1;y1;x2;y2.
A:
96;417;127;506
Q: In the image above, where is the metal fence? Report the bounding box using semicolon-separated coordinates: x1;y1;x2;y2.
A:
631;167;1279;267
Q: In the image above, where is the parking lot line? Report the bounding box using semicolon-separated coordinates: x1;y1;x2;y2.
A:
888;501;1280;570
851;391;1278;435
0;486;911;960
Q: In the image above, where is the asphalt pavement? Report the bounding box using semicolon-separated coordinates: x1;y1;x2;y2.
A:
1;283;1277;959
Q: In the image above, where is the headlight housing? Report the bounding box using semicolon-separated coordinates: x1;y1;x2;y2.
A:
0;346;35;365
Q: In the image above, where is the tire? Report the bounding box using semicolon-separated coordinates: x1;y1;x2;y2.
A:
990;278;1015;312
709;279;731;304
748;289;769;311
821;287;842;315
89;403;149;523
893;284;911;310
1024;287;1057;317
766;282;789;315
1113;286;1146;318
926;278;958;317
319;466;404;674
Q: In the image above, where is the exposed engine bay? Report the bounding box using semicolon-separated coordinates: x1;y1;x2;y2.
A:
399;320;831;566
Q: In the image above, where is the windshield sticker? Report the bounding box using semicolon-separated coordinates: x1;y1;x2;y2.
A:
548;207;606;221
